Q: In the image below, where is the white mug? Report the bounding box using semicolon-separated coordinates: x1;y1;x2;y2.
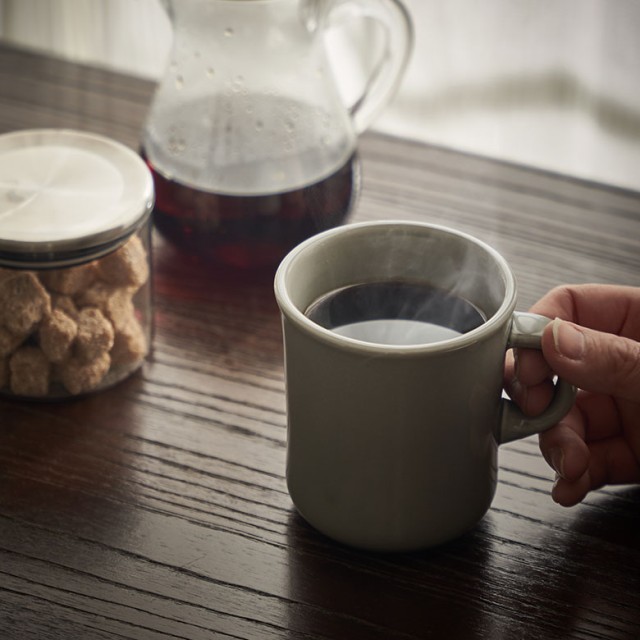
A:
274;221;575;551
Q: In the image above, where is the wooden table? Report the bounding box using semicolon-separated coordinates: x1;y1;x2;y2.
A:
1;44;639;640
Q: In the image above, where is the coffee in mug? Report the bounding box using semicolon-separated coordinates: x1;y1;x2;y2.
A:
305;281;485;345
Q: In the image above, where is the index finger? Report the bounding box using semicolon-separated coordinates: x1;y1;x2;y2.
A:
530;284;640;338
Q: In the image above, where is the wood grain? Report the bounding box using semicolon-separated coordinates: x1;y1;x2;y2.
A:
0;44;639;639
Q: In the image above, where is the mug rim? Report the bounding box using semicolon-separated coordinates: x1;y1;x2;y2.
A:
274;220;517;354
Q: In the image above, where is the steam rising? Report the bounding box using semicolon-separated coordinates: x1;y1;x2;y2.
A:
301;225;508;347
305;281;486;346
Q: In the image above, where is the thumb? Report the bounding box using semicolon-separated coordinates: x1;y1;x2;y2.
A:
542;318;640;400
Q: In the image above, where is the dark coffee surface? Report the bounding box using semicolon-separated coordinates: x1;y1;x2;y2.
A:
305;281;485;334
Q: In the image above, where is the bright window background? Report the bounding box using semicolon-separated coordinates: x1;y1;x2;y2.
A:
1;0;639;192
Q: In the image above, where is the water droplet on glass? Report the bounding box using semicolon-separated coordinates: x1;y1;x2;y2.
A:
224;27;234;37
175;75;184;89
231;75;244;93
284;119;295;133
206;67;215;78
255;120;264;131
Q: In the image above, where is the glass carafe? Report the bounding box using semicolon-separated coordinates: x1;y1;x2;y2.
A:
142;0;412;268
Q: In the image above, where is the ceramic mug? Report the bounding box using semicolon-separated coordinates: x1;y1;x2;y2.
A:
274;221;575;552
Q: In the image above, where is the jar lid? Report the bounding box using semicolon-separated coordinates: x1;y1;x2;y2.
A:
0;129;154;268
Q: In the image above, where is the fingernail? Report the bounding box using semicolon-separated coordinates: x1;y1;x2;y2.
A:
550;447;565;478
552;318;585;360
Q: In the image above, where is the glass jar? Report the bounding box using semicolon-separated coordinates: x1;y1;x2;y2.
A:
0;129;154;399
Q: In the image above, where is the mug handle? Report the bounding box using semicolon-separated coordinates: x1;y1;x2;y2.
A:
499;312;577;444
327;0;413;133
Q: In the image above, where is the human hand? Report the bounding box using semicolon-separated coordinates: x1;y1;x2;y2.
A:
505;284;640;506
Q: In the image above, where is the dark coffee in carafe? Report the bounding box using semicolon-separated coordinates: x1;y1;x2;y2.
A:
144;148;358;269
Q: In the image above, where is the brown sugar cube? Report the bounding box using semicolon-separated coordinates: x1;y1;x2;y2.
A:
39;263;96;295
0;271;51;336
75;307;115;362
95;236;149;289
76;282;134;332
58;351;111;395
9;346;51;397
52;294;79;320
0;326;24;358
105;289;136;332
111;316;148;366
39;309;78;364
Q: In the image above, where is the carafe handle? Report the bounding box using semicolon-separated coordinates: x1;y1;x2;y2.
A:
328;0;413;133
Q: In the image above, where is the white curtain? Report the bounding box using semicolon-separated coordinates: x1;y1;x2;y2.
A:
0;0;171;78
379;0;640;192
1;0;639;191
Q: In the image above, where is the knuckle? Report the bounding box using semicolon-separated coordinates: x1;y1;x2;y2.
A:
533;284;579;320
